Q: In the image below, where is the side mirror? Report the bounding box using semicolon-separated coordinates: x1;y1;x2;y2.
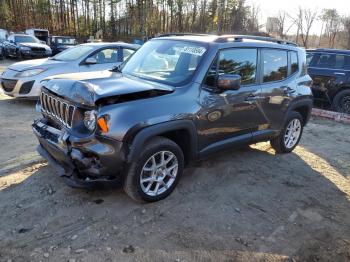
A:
217;74;241;91
40;40;46;45
85;57;97;65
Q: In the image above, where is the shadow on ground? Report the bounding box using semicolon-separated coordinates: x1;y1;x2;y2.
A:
0;141;349;261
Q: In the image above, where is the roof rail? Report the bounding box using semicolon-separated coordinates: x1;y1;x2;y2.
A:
215;35;298;46
156;33;214;38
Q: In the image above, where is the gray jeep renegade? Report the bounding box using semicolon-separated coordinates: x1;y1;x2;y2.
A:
33;34;313;202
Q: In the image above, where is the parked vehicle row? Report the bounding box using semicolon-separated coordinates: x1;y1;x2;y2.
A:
0;42;139;97
0;28;78;60
30;35;313;202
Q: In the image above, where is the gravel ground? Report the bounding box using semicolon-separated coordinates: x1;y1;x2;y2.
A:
0;60;350;262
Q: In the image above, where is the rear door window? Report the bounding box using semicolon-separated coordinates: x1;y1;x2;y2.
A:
314;53;335;68
262;49;288;83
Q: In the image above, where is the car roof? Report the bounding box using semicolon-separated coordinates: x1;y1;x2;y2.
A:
153;34;300;51
307;48;350;55
80;42;140;49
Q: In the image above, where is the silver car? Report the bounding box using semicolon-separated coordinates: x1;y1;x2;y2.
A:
0;42;140;98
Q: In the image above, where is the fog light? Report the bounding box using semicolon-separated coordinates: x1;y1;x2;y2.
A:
84;110;96;131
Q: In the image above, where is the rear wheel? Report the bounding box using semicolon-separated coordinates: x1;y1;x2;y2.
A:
332;89;350;114
270;111;304;154
123;136;184;202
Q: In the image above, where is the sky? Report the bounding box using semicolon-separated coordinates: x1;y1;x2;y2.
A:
247;0;350;34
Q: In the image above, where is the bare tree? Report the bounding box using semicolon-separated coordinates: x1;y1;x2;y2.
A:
290;7;318;48
320;9;341;48
342;17;350;49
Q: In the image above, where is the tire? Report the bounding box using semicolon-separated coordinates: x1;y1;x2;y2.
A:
3;48;8;58
123;136;184;203
17;50;22;60
270;111;304;154
332;89;350;114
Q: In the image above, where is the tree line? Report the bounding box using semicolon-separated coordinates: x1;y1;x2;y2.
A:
1;0;350;49
0;0;261;40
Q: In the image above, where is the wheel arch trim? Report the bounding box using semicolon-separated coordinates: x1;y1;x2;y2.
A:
126;120;198;163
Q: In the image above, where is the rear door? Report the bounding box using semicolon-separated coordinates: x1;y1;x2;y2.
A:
259;48;297;132
198;47;267;149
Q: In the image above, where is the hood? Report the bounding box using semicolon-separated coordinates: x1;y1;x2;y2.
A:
20;42;50;49
43;71;174;107
8;58;67;72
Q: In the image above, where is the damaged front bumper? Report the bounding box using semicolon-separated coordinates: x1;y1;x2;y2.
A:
32;119;126;188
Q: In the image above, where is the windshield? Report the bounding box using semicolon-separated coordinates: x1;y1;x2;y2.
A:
15;35;40;43
51;45;94;61
55;37;76;45
122;40;207;86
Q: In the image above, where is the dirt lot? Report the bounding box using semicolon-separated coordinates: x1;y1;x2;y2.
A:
0;61;350;262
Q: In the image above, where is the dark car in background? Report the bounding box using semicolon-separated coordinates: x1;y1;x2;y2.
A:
307;48;350;114
49;36;77;55
3;34;52;59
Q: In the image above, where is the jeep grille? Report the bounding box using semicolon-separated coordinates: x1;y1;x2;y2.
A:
40;92;76;128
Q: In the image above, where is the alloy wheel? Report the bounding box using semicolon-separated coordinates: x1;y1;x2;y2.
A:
284;119;302;149
140;151;178;196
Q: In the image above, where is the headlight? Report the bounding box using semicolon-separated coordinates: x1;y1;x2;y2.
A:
19;46;31;51
15;68;47;78
84;110;96;131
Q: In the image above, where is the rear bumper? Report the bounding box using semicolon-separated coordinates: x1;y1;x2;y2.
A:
33;119;126;188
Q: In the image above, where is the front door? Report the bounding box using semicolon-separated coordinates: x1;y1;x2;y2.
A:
197;48;267;151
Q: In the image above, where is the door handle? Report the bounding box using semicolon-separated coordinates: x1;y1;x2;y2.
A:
245;94;257;103
334;72;345;76
282;86;296;95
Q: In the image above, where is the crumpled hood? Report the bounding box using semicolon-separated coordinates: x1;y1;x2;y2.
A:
43;71;174;107
8;58;67;72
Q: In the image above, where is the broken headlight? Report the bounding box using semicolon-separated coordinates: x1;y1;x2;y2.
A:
84;110;97;131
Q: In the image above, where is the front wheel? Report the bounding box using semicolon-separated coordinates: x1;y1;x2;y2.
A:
123;136;184;202
270;111;304;154
332;89;350;114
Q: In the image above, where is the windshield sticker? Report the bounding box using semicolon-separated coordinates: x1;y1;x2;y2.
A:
181;46;206;56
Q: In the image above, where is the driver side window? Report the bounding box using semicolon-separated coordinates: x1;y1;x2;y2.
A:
90;48;119;64
204;48;257;88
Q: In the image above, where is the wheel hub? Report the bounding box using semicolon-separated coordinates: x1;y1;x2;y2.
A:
140;151;178;197
284;119;302;149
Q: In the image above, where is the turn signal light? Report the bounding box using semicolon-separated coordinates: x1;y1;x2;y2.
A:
97;117;109;133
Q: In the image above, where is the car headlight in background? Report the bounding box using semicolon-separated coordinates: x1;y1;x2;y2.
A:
84;110;97;131
15;68;47;78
